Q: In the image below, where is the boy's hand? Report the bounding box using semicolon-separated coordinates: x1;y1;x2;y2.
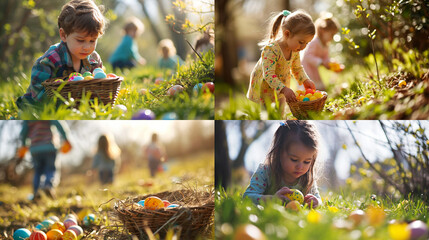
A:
304;194;319;208
275;187;293;201
139;58;147;65
280;87;297;102
17;147;28;158
303;79;316;90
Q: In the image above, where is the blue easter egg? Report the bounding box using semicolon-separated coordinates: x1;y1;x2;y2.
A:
83;214;96;226
303;97;310;102
13;228;31;240
40;219;54;231
167;204;179;208
132;109;155;120
193;83;203;95
94;72;107;79
93;68;104;73
137;200;145;206
73;76;84;81
162;112;178;120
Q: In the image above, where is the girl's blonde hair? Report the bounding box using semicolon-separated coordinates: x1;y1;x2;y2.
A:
259;10;315;47
58;0;107;36
265;121;319;195
315;12;340;36
158;39;177;56
124;17;144;35
97;133;121;161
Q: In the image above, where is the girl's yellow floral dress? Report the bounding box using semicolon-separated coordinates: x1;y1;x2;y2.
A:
247;41;310;104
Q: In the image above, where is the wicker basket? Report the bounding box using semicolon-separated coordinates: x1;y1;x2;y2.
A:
287;92;328;119
114;190;214;239
41;77;123;106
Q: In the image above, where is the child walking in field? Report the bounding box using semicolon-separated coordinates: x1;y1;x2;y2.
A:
109;17;146;71
244;121;322;208
301;13;341;91
247;10;316;116
158;39;184;72
16;0;107;108
91;134;121;185
144;133;167;177
19;120;71;200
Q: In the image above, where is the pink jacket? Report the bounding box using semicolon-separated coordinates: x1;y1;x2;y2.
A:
301;37;330;87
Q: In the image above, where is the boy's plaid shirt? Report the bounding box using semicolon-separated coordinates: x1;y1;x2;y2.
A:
21;41;103;102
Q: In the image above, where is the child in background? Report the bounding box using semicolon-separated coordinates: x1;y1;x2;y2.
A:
247;10;316;116
19;121;71;200
244;121;322;208
158;39;184;72
109;17;146;71
16;0;107;108
91;134;121;185
144;133;167;178
301;13;341;91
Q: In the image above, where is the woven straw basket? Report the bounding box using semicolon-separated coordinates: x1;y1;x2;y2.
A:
287;92;328;119
41;77;123;106
114;189;214;239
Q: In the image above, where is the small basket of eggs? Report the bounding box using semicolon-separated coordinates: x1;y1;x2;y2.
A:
114;189;214;239
287;88;328;119
41;68;123;106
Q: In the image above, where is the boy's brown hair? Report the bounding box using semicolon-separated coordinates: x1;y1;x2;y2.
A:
58;0;107;36
124;17;144;35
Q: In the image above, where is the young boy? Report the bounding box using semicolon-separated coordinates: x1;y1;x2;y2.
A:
109;17;146;71
16;0;107;108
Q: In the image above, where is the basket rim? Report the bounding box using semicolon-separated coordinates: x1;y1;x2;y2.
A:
41;77;123;87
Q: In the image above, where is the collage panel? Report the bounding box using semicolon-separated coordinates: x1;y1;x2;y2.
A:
0;0;214;120
0;120;214;239
215;120;429;240
215;0;428;120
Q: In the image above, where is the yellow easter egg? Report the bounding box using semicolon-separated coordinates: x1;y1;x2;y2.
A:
284;189;304;204
309;96;317;101
62;230;77;240
358;97;366;104
46;229;63;240
285;200;302;212
144;196;164;210
84;76;93;80
398;80;406;88
298;95;305;101
314;91;323;98
305;93;312;98
51;221;66;233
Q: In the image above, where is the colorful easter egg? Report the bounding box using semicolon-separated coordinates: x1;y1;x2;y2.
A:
67;225;83;239
314;91;323;99
348;209;366;226
106;73;117;78
285;200;302;211
167;204;179;208
407;220;428;240
303;97;310;102
72;76;84;81
93;72;107;79
48;216;60;222
13;228;31;240
155;77;164;85
82;72;92;77
167;85;184;96
93;68;104;74
54;79;64;83
358;96;366;104
193;83;203;95
62;230;77;240
46;229;63;240
161;112;178;120
84;76;94;80
29;231;47;240
39;219;55;231
163;200;171;207
65;214;78;221
137;200;145;206
139;88;149;95
63;218;77;229
51;221;66;233
234;224;266;240
144;196;164;210
202;82;214;93
305;88;314;95
398;80;406;88
114;104;127;113
83;214;96;226
284;189;304;204
132;109;155;120
69;72;82;79
77;209;90;222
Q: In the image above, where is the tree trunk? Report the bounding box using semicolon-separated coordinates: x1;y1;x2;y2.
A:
215;120;231;190
137;0;162;43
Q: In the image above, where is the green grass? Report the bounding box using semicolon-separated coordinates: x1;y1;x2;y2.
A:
0;151;214;239
215;186;429;240
0;52;214;120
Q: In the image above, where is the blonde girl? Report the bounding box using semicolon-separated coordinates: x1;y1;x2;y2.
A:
244;121;322;207
247;10;316;111
302;12;341;90
92;134;121;184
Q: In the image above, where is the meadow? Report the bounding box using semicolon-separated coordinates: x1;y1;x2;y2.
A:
0;151;214;239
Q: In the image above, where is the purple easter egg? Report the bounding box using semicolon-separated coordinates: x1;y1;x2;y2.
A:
408;220;428;240
132;109;155;120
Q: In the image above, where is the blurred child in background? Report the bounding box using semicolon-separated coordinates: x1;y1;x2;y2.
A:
109;17;146;71
144;133;167;177
91;134;121;184
19;120;71;200
158;39;184;72
301;13;341;91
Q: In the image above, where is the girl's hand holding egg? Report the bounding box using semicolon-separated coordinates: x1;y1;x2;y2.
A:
275;187;293;201
304;194;319;208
